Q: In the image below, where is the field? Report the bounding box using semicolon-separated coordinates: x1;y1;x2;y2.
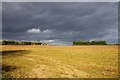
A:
1;45;118;78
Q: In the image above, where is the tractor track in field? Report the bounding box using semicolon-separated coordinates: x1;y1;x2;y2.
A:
28;55;90;78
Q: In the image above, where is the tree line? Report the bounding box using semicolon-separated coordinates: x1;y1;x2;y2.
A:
1;40;47;45
73;40;107;45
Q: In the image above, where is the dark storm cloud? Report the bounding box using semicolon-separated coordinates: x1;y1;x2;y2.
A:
2;2;118;45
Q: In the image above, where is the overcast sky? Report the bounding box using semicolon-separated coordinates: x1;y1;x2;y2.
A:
2;2;118;45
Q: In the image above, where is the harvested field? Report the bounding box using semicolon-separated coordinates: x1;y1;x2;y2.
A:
2;45;118;78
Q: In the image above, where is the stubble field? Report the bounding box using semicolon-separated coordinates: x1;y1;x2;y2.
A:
1;45;118;78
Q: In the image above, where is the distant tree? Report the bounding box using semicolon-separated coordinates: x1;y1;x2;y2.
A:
2;40;45;45
73;40;107;45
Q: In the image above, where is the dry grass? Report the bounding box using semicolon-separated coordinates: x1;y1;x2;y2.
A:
1;45;118;78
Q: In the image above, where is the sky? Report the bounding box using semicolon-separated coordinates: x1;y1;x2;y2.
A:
2;2;118;45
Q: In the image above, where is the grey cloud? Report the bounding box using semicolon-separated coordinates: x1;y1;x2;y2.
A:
2;2;118;45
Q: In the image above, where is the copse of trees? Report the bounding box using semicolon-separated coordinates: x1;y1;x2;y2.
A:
2;40;18;45
73;40;107;45
1;40;46;45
